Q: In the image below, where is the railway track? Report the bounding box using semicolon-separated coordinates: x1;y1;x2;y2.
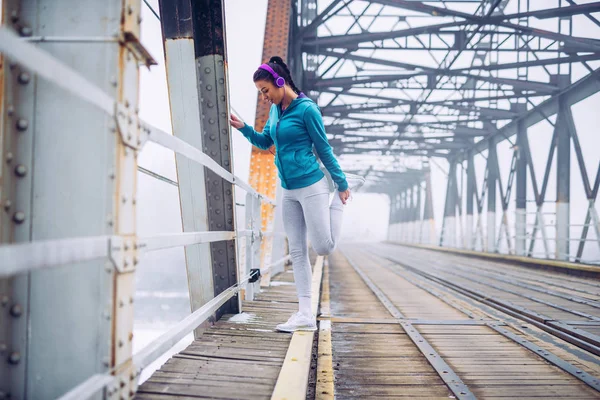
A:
326;244;600;399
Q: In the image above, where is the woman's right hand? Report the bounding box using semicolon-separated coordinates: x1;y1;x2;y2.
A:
230;113;245;129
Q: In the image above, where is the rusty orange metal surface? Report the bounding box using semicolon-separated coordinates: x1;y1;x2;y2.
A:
250;0;292;266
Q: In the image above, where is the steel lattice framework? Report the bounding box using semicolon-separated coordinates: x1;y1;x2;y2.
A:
290;0;600;262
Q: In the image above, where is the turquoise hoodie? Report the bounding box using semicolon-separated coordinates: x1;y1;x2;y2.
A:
238;96;348;191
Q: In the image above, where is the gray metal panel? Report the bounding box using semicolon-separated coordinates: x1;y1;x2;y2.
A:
163;38;214;336
1;2;35;396
3;0;122;398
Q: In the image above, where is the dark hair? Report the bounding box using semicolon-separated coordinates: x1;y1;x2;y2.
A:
253;56;301;95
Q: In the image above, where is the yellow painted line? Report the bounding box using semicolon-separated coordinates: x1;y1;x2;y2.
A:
271;256;324;400
316;260;334;400
392;242;600;274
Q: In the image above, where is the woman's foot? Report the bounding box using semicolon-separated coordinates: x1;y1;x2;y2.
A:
276;311;317;332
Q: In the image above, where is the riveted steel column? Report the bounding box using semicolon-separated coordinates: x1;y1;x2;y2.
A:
441;161;456;247
515;116;528;256
387;192;396;241
487;143;498;253
159;0;239;320
424;169;435;244
159;0;214;334
0;1;35;394
192;0;238;317
0;0;142;397
416;182;422;243
405;185;415;243
466;151;475;250
556;90;571;261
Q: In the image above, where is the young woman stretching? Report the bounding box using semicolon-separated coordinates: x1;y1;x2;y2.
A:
230;56;365;332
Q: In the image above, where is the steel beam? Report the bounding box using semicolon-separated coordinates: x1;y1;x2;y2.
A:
159;0;239;321
0;0;143;397
466;150;475;250
515;108;527;257
487;143;498;253
556;79;571;261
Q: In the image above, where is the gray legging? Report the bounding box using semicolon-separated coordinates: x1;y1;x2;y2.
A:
282;176;344;300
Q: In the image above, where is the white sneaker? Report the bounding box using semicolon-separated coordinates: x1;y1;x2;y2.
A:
276;312;317;332
345;173;366;192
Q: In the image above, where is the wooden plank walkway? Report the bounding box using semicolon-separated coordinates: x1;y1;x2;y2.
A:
136;254;321;400
136;244;600;399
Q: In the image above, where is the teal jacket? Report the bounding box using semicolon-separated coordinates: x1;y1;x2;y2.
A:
238;96;348;191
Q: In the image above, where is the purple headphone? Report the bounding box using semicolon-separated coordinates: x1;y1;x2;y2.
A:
258;64;286;88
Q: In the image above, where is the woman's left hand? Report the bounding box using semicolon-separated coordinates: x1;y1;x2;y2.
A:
339;189;351;205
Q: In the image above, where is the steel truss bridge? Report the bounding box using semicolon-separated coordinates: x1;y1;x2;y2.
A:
1;0;600;399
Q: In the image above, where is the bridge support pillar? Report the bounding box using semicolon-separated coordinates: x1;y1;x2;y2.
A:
487;143;498;253
515;117;528;257
556;83;571;261
0;0;144;397
159;0;239;326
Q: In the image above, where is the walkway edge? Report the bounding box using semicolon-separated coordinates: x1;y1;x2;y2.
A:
316;260;334;400
271;256;325;400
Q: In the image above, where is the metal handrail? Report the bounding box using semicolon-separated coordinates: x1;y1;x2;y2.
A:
58;252;290;400
0;25;284;398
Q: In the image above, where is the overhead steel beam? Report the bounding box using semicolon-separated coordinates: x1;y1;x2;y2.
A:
463;69;600;160
312;70;558;94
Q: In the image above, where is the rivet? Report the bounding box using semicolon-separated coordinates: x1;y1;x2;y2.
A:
0;342;7;353
130;297;134;304
207;102;214;108
7;105;15;116
111;77;118;87
132;198;137;205
20;26;32;37
129;390;135;396
13;211;25;224
14;164;27;177
209;119;215;124
3;200;12;211
128;5;133;15
124;259;129;268
219;78;224;84
133;257;139;265
120;379;126;388
138;15;143;24
16;118;28;131
206;85;212;91
118;340;124;348
122;196;127;204
129;332;134;341
10;304;22;317
18;72;30;84
222;129;227;135
119;299;125;308
8;352;21;364
1;296;8;306
204;67;211;74
125;100;130;108
210;135;216;141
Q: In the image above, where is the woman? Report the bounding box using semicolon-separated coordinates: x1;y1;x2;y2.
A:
230;56;365;332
